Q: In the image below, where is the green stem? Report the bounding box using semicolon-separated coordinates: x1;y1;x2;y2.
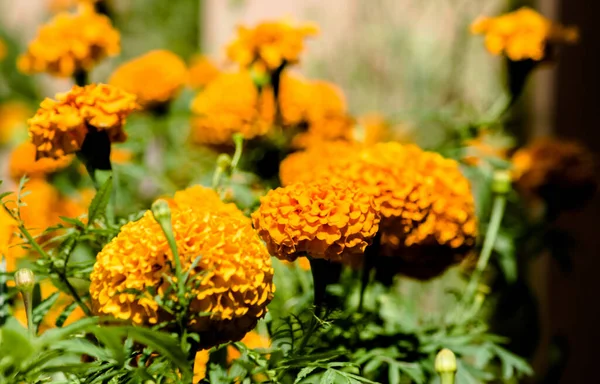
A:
230;133;244;171
73;70;88;87
18;225;92;317
439;372;456;384
462;194;507;306
22;291;34;338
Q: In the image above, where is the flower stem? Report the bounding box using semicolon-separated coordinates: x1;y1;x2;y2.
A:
22;290;34;338
462;193;507;307
73;70;88;86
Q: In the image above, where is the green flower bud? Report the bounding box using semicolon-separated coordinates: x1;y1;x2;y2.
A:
151;199;172;222
492;170;512;194
14;268;35;293
435;348;457;373
217;154;232;170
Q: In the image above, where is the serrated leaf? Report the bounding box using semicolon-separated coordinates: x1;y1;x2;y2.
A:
87;175;113;225
397;363;425;384
492;344;533;378
363;358;383;374
320;369;337;384
295;366;318;383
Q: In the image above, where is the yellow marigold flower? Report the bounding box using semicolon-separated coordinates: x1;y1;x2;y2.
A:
110;147;133;164
9;141;74;181
18;5;119;77
292;114;355;149
512;137;596;211
252;180;380;262
190;71;274;145
109;50;188;109
279;140;359;186
0;38;6;62
471;7;578;61
28;83;138;158
188;55;221;89
227;19;319;70
171;184;248;221
0;101;31;145
354;113;390;145
227;331;270;363
192;350;210;383
90;206;274;348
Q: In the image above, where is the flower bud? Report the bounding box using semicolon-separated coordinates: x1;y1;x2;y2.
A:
435;348;457;373
14;268;35;292
492;170;512;194
217;154;232;170
151;199;172;222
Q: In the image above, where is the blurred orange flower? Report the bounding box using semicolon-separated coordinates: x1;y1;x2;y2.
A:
188;55;221;89
9;141;74;181
0;101;31;145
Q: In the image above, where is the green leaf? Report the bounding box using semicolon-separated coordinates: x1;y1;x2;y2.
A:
492;344;533;378
54;301;80;328
32;291;60;329
0;328;34;364
397;363;425;384
295;366;318;383
87;175;113;225
320;369;337;384
388;365;400;384
495;232;517;283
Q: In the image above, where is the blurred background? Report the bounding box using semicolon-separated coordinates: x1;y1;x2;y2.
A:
0;0;598;382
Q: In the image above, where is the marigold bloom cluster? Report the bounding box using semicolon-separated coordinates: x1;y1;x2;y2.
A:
90;204;274;348
109;50;188;109
18;6;120;77
28;83;138;158
188;55;221;89
471;7;578;61
9;141;74;181
227;20;319;70
512;137;596;211
170;184;248;221
252;180;380;262
190;72;273;145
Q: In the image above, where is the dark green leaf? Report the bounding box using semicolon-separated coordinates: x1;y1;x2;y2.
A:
32;291;60;329
87;175;113;225
320;369;337;384
54;301;80;328
388;365;400;384
295;366;318;383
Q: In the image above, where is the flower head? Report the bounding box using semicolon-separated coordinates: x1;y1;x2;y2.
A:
0;101;31;145
252;180;380;262
18;5;119;77
193;350;210;383
190;72;273;146
9;141;74;181
171;184;248;221
188;55;221;89
227;331;270;363
90;205;274;348
28;83;138;158
227;19;319;70
109;50;188;109
471;7;578;61
512;137;596;211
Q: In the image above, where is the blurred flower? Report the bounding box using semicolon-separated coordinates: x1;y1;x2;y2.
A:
227;19;319;71
471;7;578;61
188;55;221;89
18;5;119;77
292;114;354;149
227;331;270;363
0;101;31;145
463;129;512;166
109;50;188;110
193;350;210;383
281;257;311;271
190;71;273;146
9;141;74;181
110;147;133;164
354;113;390;145
28;83;138;159
279;140;359;186
0;38;6;61
171;184;248;221
252;180;380;262
512;137;596;212
90;205;274;348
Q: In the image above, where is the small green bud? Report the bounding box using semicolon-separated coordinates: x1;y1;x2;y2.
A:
151;199;172;222
14;268;35;292
492;170;512;194
250;67;270;88
435;348;457;374
217;154;232;170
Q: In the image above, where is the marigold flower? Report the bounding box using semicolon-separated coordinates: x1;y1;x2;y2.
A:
512;137;596;211
471;7;578;61
90;206;274;348
0;38;6;62
9;141;74;181
227;19;319;70
292;114;355;149
354;113;390;145
227;331;270;363
252;180;380;262
190;72;273;145
0;101;31;145
170;184;248;221
188;55;221;89
28;83;138;158
18;5;119;77
193;350;210;383
109;50;188;109
110;147;133;164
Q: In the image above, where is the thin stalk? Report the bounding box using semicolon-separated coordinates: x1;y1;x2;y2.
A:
230;133;244;171
462;194;507;306
22;290;34;338
73;70;88;87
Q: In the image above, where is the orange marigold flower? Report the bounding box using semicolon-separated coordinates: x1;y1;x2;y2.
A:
188;55;221;89
292;114;355;149
279;140;359;186
227;19;319;70
90;205;274;348
471;7;578;61
227;331;270;363
512;137;596;211
28;83;138;158
252;180;380;262
109;50;188;109
193;350;210;383
0;101;31;145
354;113;390;145
190;72;273;145
110;147;133;164
171;184;248;221
18;5;119;77
9;141;74;181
